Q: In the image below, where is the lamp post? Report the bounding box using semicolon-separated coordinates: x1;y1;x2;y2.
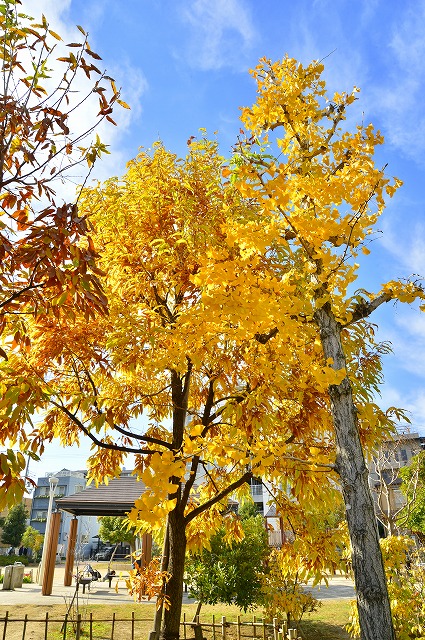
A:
38;475;59;585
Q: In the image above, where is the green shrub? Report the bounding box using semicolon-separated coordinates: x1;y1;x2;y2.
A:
0;554;29;566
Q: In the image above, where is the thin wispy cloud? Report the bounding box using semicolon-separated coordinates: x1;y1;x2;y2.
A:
180;0;257;70
18;0;147;197
380;216;425;278
369;0;425;163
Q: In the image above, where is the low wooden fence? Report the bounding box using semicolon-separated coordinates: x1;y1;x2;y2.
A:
0;612;302;640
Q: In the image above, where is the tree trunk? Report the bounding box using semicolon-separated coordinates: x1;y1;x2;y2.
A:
160;509;187;640
314;303;395;640
149;523;170;640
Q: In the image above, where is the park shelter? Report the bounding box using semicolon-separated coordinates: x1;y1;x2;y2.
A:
42;475;151;595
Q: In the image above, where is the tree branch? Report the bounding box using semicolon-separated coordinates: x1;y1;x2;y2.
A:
184;471;252;524
49;399;165;455
343;292;393;327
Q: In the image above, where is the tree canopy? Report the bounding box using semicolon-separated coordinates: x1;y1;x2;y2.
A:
1;502;28;547
98;516;135;545
0;0;124;507
186;505;269;612
400;450;425;538
221;54;425;640
2;135;346;640
1;48;423;640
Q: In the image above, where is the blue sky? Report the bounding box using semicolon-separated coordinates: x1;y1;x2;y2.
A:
22;0;425;481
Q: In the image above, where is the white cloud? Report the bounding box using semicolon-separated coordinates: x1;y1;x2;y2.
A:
368;1;425;163
380;216;425;278
377;305;425;385
379;384;425;435
180;0;257;70
17;0;147;199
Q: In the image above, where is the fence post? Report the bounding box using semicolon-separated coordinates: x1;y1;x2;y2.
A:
262;619;266;640
273;618;278;640
183;612;187;640
221;616;226;640
2;611;8;640
132;611;135;640
212;615;216;640
62;613;68;640
75;614;82;640
193;615;203;640
111;611;116;640
253;616;257;640
89;612;93;640
22;614;28;640
44;612;49;640
288;630;297;640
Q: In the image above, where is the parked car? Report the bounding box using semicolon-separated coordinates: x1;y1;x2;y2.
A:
94;546;115;561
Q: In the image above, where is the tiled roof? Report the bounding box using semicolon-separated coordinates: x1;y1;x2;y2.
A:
55;475;146;516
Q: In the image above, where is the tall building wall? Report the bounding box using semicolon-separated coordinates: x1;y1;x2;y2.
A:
29;468;100;557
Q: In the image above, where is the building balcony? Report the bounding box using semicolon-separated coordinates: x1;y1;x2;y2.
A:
250;485;263;496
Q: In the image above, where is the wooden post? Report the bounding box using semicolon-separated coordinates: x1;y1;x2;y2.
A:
42;511;61;596
64;517;78;586
141;533;153;568
273;618;278;640
221;616;226;640
111;612;116;640
76;614;82;640
44;612;49;640
22;614;28;640
2;611;8;640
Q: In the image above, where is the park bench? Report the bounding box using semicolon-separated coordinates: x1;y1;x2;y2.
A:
76;564;101;594
102;569;117;588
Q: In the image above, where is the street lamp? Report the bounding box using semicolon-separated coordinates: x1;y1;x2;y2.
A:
38;475;59;585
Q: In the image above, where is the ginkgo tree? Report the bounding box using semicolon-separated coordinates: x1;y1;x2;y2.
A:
224;56;425;640
0;135;384;640
0;0;125;505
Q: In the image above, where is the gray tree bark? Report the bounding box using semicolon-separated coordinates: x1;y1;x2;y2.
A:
314;302;395;640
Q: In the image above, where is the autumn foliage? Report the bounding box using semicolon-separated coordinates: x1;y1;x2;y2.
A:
0;0;124;506
2;36;424;640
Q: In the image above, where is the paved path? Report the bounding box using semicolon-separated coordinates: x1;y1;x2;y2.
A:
1;566;355;606
305;574;355;600
0;566;195;606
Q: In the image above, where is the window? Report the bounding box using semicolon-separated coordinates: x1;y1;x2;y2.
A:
400;449;408;463
250;478;263;496
393;490;404;508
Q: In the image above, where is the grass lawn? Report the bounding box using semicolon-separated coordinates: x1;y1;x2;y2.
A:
298;600;352;640
0;600;352;640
